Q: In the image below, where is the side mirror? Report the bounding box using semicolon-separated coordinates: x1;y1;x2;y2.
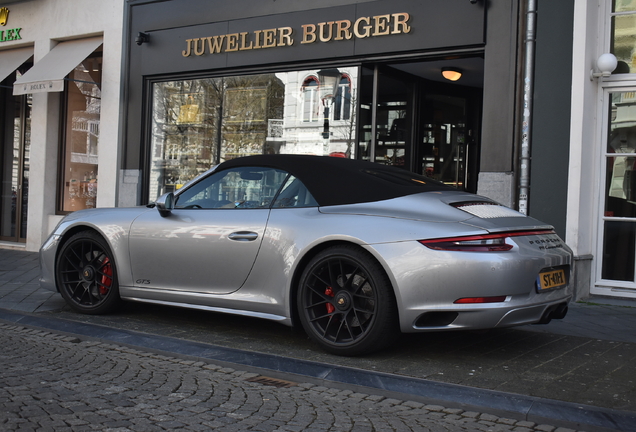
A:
155;192;174;217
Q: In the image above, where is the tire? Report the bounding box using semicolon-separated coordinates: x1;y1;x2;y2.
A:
297;245;399;356
56;231;121;314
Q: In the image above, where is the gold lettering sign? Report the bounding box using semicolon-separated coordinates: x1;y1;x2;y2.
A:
182;13;411;57
0;7;9;26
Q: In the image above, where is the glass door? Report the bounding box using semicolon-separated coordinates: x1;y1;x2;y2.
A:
417;94;472;190
0;93;30;242
357;63;480;192
357;65;413;169
596;90;636;295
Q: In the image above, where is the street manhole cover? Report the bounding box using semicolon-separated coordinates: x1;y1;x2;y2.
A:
245;376;297;388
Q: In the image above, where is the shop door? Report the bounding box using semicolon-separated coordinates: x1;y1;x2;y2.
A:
358;66;413;169
357;64;480;192
0;93;30;243
415;92;479;192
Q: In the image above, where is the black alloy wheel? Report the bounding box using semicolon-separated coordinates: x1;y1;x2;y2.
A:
297;245;398;356
56;231;121;314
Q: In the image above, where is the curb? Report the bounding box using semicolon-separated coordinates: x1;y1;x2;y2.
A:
1;308;634;432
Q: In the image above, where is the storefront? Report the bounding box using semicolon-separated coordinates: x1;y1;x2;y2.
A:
123;0;515;207
0;0;124;251
570;0;636;300
0;0;593;301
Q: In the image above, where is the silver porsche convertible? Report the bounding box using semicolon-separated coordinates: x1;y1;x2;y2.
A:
40;155;572;356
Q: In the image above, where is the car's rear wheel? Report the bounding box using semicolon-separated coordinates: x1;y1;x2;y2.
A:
56;231;120;314
297;245;399;356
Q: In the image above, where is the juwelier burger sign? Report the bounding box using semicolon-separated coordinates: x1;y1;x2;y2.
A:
181;13;411;57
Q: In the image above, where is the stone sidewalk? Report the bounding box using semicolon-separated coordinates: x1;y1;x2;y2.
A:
1;248;635;431
1;323;581;432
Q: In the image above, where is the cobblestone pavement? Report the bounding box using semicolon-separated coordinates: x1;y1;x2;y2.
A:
0;323;582;432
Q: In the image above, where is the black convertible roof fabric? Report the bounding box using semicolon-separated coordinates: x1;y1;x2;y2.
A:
218;155;453;207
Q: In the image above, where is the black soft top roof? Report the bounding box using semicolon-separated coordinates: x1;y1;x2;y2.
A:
218;155;453;207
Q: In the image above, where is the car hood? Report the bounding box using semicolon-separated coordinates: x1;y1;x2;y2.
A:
318;191;554;233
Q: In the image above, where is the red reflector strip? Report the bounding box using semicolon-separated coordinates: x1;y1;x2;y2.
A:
454;296;507;304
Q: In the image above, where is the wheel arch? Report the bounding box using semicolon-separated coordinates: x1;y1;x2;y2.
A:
54;224;124;287
288;240;400;329
54;225;123;314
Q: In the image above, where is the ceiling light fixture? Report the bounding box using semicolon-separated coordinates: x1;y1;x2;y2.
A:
441;67;462;81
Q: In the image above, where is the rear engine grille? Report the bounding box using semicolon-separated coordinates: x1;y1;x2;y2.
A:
453;202;525;219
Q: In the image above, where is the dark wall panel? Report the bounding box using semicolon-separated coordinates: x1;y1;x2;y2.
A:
529;0;574;237
480;0;519;173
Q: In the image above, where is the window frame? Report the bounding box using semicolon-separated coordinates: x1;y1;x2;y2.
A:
57;52;103;214
174;166;318;210
595;85;636;292
301;76;320;123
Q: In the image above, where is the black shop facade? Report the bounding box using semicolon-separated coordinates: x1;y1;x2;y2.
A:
123;0;522;208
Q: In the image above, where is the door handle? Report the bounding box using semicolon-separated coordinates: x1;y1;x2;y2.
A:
228;231;258;241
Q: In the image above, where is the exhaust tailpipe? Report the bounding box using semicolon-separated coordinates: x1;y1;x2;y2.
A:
536;302;568;325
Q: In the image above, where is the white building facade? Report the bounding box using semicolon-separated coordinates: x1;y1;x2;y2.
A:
569;0;636;299
0;0;124;252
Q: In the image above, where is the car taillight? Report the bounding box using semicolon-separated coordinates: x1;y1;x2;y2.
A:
454;296;507;304
419;230;554;252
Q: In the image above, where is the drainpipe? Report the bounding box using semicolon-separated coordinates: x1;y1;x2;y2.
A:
518;0;537;215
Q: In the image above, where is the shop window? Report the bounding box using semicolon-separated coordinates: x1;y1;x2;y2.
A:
149;68;359;202
60;55;102;212
150;78;223;200
0;67;31;242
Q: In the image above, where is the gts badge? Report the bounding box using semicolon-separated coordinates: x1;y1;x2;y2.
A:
136;279;151;284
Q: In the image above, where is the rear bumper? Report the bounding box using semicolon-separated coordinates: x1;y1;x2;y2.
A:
365;234;573;333
405;294;571;332
402;295;572;333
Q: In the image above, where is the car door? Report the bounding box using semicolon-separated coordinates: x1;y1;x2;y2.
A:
128;166;289;294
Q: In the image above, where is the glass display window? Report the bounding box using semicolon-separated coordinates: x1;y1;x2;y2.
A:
60;54;102;212
600;90;636;287
149;67;359;202
0;72;31;241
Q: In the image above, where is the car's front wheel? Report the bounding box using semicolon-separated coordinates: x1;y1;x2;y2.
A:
297;245;399;356
56;231;121;314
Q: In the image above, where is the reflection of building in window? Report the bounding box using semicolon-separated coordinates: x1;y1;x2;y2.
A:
333;76;352;121
276;68;358;157
62;58;102;212
147;68;359;201
301;77;319;122
71;116;99;162
609;95;636;203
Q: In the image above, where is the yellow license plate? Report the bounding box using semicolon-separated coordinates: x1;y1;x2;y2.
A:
537;269;567;291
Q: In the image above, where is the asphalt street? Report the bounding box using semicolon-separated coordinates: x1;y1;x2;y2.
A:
1;248;636;431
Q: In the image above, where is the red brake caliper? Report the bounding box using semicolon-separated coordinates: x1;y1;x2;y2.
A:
325;287;335;313
100;258;112;295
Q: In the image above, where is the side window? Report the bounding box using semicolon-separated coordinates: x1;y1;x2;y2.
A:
272;176;318;208
175;167;288;209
